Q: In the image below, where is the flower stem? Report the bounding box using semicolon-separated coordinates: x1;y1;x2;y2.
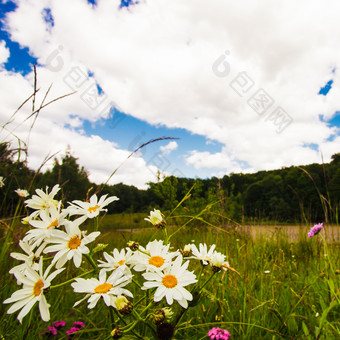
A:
173;306;187;328
141;300;154;316
131;309;157;338
90;217;99;253
112;306;127;325
162;227;169;245
50;269;94;289
84;253;98;271
193;263;205;291
109;306;116;326
168;217;194;242
132;278;142;288
199;272;216;293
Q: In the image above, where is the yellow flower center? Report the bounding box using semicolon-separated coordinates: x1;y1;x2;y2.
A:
33;279;44;296
47;219;58;229
149;256;165;268
18;192;26;197
94;282;113;294
162;275;178;288
118;260;125;266
68;235;81;249
88;205;100;214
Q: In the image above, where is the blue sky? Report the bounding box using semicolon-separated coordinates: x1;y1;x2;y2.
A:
0;0;339;188
82;114;226;178
0;1;37;74
0;0;225;182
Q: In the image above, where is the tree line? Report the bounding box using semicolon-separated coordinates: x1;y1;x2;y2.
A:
1;141;339;224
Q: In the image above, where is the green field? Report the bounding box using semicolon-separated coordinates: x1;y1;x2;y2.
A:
0;212;339;339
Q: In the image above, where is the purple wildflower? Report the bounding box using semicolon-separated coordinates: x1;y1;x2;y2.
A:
52;320;66;329
66;327;80;339
73;321;86;328
308;223;323;238
41;326;58;336
208;327;231;340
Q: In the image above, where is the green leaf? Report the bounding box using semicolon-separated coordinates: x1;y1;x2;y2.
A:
302;321;309;336
286;317;298;333
92;243;108;254
328;279;335;295
316;299;339;338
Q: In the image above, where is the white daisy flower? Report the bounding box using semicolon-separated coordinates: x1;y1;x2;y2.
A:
188;243;216;265
130;240;179;273
15;189;29;198
43;219;100;269
98;248;133;276
210;252;226;269
71;269;133;309
3;257;64;323
144;209;165;227
66;193;119;220
142;255;197;309
25;185;60;216
23;203;67;248
9;240;44;278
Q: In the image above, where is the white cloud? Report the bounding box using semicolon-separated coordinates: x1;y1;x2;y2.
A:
160;141;178;155
187;155;246;179
0;69;156;189
1;0;340;187
0;41;10;65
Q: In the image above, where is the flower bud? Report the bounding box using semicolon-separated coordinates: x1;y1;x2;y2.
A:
111;326;122;339
181;244;191;256
127;241;139;251
92;243;108;254
161;307;173;320
211;252;226;272
153;312;165;325
144;209;166;229
153;307;173;325
115;295;133;315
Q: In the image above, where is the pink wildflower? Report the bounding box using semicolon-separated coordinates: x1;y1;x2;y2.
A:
41;326;58;336
73;321;85;328
308;223;323;238
66;327;80;339
208;327;231;340
52;320;66;328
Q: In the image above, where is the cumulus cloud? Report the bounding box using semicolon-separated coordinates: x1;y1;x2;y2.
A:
0;68;156;188
0;41;10;65
1;0;340;187
160;141;178;155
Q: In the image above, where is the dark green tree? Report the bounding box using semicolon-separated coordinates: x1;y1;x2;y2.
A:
0;142;37;217
42;148;91;203
149;175;178;211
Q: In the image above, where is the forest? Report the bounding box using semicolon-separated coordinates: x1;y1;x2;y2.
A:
1;141;339;224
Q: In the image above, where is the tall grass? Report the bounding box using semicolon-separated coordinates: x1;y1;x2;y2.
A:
0;222;339;339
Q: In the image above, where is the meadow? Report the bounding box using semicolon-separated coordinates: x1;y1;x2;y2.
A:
0;203;339;339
